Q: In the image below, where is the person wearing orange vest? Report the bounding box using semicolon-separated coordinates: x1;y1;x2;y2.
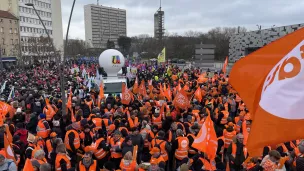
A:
84;95;94;112
173;129;189;169
187;124;199;158
46;132;57;162
109;130;124;169
166;122;177;143
55;143;73;171
79;125;94;147
127;112;139;130
227;133;248;170
76;151;99;171
219;106;230;126
223;126;237;149
31;149;48;169
64;122;81;167
119;151;137;171
151;131;171;168
152;110;162;129
92;130;110;169
289;140;304;168
25;133;38;159
36;113;51;139
150;147;166;170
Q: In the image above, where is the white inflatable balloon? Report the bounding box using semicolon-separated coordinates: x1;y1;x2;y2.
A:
98;49;125;76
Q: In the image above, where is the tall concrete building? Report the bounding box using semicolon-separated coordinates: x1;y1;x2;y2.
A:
0;0;63;60
0;10;20;57
84;4;127;49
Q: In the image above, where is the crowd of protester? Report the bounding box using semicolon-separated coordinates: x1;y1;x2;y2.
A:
0;61;303;171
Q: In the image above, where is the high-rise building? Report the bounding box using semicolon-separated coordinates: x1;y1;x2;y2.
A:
0;0;64;60
154;7;164;40
84;4;127;49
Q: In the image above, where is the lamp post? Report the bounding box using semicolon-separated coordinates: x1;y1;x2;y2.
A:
25;3;57;61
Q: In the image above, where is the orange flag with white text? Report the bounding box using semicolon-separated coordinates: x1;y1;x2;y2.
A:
192;113;218;160
173;89;190;109
229;27;304;156
4;135;16;162
122;83;134;105
148;80;153;92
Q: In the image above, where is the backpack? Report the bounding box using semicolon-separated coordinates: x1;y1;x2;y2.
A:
153;139;165;151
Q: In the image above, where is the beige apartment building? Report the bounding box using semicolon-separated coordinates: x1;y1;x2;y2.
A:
0;10;20;57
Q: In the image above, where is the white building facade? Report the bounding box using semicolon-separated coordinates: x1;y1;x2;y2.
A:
84;4;126;49
18;0;63;59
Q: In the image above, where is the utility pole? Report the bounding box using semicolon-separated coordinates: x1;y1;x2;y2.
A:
0;48;3;70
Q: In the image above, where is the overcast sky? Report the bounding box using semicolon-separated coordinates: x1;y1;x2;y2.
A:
61;0;304;40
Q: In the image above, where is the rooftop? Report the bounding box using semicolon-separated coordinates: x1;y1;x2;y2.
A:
0;10;18;20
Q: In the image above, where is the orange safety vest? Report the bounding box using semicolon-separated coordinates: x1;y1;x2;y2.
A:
64;130;80;151
234;117;241;133
119;159;137;171
199;158;216;171
78;160;97;171
93;138;108;160
27;143;40;159
36;119;50;139
118;127;129;135
128;117;139;129
175;137;189;160
150;156;165;165
293;147;301;166
151;139;168;161
220;111;229;125
187;134;197;155
55;153;71;171
223;129;236;148
46;139;53;154
92;118;102;131
152;115;162;128
110;137;124;158
231;142;248;159
176;122;186;135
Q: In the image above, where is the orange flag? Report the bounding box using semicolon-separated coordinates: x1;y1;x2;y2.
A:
159;83;165;97
23;158;35;171
138;80;147;97
148;79;153;92
0;102;11;125
198;72;208;83
222;56;228;75
66;89;75;122
45;98;55;119
194;86;203;102
192;113;218;160
122;83;134;105
229;27;304;156
133;77;139;94
165;86;172;101
98;82;104;108
173;89;190;109
4;135;16;162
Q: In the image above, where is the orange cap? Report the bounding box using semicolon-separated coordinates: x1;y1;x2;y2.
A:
50;132;57;138
108;124;115;131
150;147;160;155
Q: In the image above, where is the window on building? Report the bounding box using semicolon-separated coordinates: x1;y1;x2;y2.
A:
10;28;12;33
15;39;18;44
0;27;3;33
2;38;4;45
11;39;13;45
15;28;18;33
9;20;12;23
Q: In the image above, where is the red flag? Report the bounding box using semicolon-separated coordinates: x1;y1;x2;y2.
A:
122;83;134;105
173;89;190;109
229;27;304;156
192;113;218;160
